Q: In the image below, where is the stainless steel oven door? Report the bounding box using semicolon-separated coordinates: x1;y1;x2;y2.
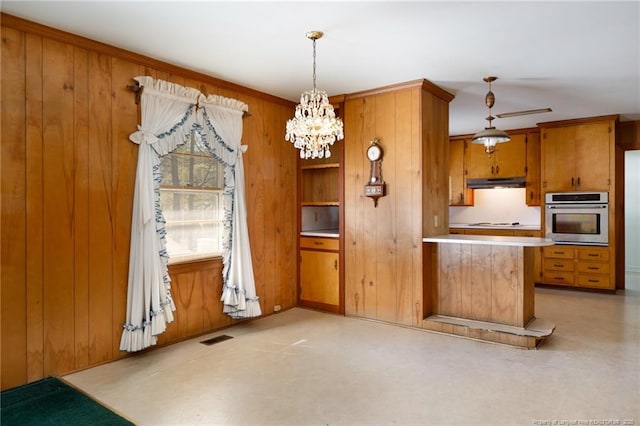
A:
545;203;608;246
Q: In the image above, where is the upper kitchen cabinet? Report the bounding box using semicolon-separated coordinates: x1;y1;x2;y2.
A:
466;133;527;179
524;130;541;206
449;137;473;206
540;116;618;192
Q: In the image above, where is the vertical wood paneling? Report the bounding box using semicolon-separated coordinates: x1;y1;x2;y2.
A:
42;38;76;375
343;98;363;316
361;97;378;318
491;246;519;326
262;99;277;313
469;245;492;322
87;51;114;364
279;105;297;308
73;45;90;370
25;33;45;382
374;92;397;323
1;26;28;389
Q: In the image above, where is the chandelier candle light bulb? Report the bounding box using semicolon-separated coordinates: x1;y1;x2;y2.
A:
285;31;344;159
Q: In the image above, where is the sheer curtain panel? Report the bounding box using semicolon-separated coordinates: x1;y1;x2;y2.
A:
198;94;261;319
120;77;200;352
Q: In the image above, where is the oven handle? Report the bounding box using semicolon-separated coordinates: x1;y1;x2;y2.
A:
547;205;608;209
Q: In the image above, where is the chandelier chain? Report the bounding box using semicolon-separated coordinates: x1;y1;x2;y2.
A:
312;38;317;90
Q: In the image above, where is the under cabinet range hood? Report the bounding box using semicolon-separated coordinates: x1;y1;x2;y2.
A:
466;177;526;189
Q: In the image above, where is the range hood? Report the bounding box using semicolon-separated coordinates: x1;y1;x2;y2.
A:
467;177;526;189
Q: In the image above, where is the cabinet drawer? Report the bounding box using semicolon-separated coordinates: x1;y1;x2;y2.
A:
300;237;339;251
543;271;575;285
543;246;574;259
577;262;610;274
577;248;610;262
576;274;611;289
513;230;542;237
543;258;574;272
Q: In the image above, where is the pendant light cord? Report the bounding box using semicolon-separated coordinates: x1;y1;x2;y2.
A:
312;38;317;90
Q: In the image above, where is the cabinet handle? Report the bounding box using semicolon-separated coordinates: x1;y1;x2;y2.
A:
334;259;338;270
554;276;565;280
587;266;599;270
491;165;495;175
529;191;533;200
587;253;598;257
313;241;323;246
553;263;564;267
588;279;600;283
571;177;575;187
495;165;499;175
553;251;566;255
577;177;581;187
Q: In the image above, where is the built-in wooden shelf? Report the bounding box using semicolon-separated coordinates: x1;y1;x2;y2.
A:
301;163;340;170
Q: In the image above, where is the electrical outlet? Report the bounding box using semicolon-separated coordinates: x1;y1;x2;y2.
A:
274;304;281;312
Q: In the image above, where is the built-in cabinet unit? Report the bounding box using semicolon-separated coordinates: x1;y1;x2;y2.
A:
298;96;344;314
448;137;474;206
299;237;340;311
539;115;621;291
448;128;541;206
540;118;615;192
467;133;527;179
542;245;612;290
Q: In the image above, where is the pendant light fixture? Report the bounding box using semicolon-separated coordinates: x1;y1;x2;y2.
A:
471;76;510;156
285;31;344;159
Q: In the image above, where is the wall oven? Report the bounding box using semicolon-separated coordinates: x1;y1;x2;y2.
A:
545;192;608;246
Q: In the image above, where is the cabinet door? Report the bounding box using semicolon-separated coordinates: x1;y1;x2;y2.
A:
300;250;339;305
449;139;473;205
466;141;496;179
574;122;611;191
542;126;576;192
525;132;541;206
493;133;527;178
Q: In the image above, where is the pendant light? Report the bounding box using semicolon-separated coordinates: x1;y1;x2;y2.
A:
285;31;344;159
471;76;510;156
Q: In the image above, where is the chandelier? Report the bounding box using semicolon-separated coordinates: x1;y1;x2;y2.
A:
285;31;344;159
471;76;510;156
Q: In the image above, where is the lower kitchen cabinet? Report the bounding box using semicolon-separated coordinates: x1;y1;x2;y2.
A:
299;236;340;312
541;245;613;290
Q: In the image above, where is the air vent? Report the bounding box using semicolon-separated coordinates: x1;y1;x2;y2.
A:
200;335;233;346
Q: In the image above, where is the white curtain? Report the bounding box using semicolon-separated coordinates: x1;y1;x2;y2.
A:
120;77;261;353
198;94;262;318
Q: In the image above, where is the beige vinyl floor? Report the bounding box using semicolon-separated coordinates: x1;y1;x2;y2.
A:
65;274;640;426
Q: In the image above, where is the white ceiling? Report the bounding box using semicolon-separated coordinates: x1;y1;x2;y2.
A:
3;1;639;136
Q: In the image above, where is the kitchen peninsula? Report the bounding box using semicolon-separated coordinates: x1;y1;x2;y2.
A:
423;234;555;349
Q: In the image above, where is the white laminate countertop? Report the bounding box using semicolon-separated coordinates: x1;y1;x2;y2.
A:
423;234;555;247
300;230;339;238
449;223;540;231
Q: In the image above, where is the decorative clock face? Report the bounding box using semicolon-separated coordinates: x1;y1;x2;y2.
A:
367;144;382;162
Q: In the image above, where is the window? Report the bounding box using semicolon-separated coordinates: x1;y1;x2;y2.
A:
159;135;224;263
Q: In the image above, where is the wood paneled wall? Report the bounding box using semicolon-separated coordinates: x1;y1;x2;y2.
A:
0;15;297;390
343;80;452;327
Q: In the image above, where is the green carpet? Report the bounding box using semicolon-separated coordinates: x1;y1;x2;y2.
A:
1;377;135;426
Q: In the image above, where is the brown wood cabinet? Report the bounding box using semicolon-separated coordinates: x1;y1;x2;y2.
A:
541;245;613;290
525;130;541;206
449;137;473;206
541;119;614;192
299;237;340;312
467;133;527;179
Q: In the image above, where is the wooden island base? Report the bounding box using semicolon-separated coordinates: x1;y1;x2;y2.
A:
423;315;555;349
423;235;557;349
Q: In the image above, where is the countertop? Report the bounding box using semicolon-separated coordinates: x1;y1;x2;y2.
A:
300;230;339;238
449;223;540;231
423;234;554;247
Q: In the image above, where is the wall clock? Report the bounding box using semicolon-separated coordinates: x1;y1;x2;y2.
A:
364;138;386;207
